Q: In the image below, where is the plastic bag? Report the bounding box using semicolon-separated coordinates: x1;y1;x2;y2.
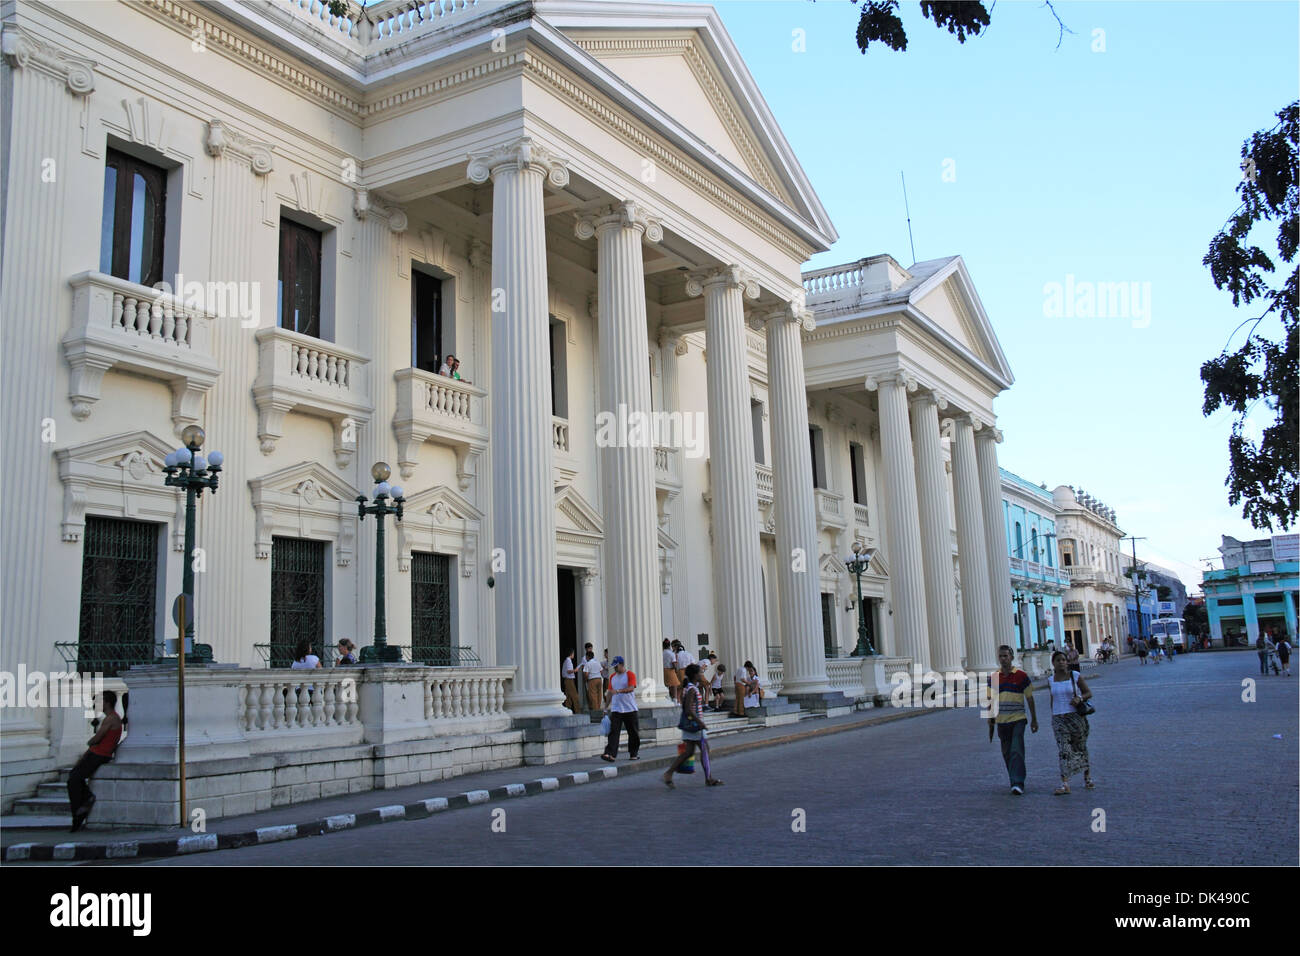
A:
600;714;611;735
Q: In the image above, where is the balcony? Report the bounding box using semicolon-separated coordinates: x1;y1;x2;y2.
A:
854;502;870;528
655;445;682;494
756;463;774;505
253;328;372;468
814;489;847;531
552;417;570;454
393;368;488;485
63;271;221;435
1066;566;1097;586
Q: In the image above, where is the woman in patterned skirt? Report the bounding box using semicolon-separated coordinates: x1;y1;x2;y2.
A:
1047;650;1094;795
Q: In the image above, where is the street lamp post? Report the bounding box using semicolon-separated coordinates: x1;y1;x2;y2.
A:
844;542;876;656
162;425;223;658
357;462;405;663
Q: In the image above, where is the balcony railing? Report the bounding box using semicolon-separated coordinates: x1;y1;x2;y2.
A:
253;327;372;466
277;0;482;54
393;368;487;478
654;445;682;494
553;417;570;454
815;489;847;530
755;463;774;503
854;503;870;527
63;271;221;433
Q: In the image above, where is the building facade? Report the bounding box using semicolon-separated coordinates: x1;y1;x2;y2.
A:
1000;470;1069;651
1202;534;1299;644
1052;485;1127;656
0;0;1017;807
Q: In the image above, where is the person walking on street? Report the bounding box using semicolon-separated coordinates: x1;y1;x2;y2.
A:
1136;637;1149;665
1048;650;1094;795
601;656;640;761
987;645;1038;795
561;650;580;713
581;650;604;712
1256;634;1270;676
1277;634;1292;676
68;691;124;832
663;664;722;788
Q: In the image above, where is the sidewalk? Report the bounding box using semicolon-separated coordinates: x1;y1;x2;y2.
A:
4;668;1097;862
3;704;931;861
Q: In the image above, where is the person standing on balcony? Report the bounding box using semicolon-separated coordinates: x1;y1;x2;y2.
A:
439;353;455;376
601;656;640;762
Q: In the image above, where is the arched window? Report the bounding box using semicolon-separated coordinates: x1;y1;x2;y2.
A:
1031;528;1040;562
1014;522;1023;558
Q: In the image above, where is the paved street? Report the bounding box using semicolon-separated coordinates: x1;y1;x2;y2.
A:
118;652;1297;865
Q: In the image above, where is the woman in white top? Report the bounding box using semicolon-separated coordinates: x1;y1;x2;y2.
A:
290;639;321;703
1047;650;1094;795
663;639;681;702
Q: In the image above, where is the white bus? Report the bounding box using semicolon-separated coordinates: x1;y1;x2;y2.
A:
1149;617;1186;649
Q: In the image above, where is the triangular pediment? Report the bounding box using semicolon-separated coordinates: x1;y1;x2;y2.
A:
247;460;359;505
54;429;177;480
401;484;484;526
555;484;604;538
544;4;835;244
909;257;1014;389
568;31;788;202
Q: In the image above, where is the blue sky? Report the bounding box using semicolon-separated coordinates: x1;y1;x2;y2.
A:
708;0;1299;586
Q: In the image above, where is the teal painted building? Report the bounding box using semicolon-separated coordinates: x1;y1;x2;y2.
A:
1000;469;1070;650
1202;534;1299;645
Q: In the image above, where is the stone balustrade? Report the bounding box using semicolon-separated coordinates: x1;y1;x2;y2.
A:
63;271;221;433
803;262;864;297
552;417;570;453
280;0;480;51
253;327;372;466
854;503;870;527
239;671;362;746
755;462;774;503
393;368;487;479
814;488;846;530
425;667;512;720
765;663;783;695
825;657;867;700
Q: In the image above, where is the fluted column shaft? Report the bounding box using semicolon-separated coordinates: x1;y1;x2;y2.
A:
765;308;832;694
692;268;766;681
580;569;602;657
578;203;664;705
976;427;1015;652
910;393;962;672
870;374;930;669
468;138;566;716
951;415;997;671
658;328;690;647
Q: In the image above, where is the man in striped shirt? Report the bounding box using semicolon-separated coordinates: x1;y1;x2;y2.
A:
987;645;1038;795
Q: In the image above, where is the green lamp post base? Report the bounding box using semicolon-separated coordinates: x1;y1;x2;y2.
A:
360;644;403;664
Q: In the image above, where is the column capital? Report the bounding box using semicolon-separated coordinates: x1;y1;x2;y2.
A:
908;387;949;412
2;28;95;95
753;301;816;332
657;326;689;355
864;370;916;392
975;424;1004;443
574;200;663;242
205;119;274;175
467;136;569;188
685;265;760;300
352;188;407;232
578;567;599;586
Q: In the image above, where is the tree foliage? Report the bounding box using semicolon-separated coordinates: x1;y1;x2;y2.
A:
851;1;991;54
1201;102;1299;531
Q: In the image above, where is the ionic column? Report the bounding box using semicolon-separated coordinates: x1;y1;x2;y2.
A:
976;426;1015;654
910;390;962;672
467;137;568;716
688;266;766;679
576;202;664;705
950;414;997;671
762;304;833;695
865;372;930;670
657;327;690;645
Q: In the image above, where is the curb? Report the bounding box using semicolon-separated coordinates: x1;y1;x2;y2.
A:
5;678;1095;862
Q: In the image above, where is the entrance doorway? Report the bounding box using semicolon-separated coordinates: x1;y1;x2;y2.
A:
556;567;585;710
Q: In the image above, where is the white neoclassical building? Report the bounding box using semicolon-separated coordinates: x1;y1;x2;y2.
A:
1052;485;1128;657
0;0;1019;817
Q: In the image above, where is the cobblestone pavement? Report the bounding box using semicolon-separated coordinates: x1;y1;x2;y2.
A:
125;652;1298;865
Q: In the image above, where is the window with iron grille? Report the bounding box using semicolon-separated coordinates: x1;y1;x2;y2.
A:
270;537;326;666
412;552;453;665
78;516;160;676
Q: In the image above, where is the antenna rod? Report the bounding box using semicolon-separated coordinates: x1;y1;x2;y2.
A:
900;170;916;264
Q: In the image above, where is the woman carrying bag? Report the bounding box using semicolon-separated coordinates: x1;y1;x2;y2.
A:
1047;650;1095;795
663;664;722;788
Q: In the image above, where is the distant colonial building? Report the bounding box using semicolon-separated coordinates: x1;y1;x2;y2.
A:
0;0;1017;813
1202;534;1299;644
1000;470;1069;651
1052;485;1127;656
